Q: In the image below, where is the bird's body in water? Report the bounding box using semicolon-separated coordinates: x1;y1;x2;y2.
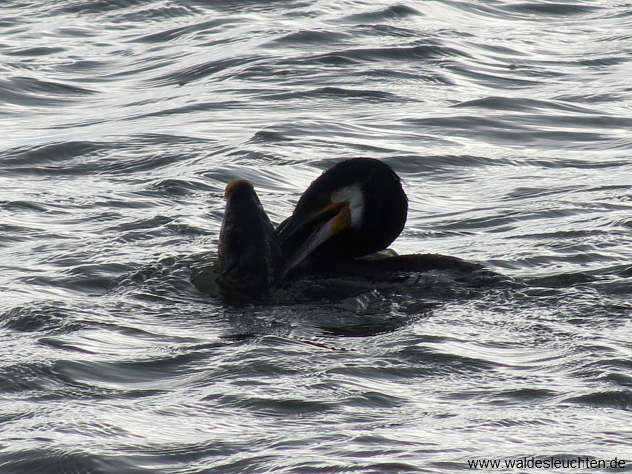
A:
215;179;282;300
193;158;498;302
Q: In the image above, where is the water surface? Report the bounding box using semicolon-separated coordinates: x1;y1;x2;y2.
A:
1;0;631;472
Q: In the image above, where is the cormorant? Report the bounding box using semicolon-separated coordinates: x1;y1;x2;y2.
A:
275;158;408;277
215;179;283;299
202;158;494;302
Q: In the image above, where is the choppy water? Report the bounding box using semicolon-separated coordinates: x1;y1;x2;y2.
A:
2;0;632;472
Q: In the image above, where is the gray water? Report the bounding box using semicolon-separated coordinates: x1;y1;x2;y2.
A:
1;1;632;472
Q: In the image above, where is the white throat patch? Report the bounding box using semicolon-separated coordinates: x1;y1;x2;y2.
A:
331;184;364;228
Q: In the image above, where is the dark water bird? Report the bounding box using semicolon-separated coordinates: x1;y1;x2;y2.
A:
276;158;408;277
215;179;283;300
193;158;502;302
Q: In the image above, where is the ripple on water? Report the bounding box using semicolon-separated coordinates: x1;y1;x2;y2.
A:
0;449;145;474
131;16;245;43
338;4;423;23
503;2;601;17
271;29;350;46
564;390;632;411
1;303;86;334
147;55;261;86
263;86;411;103
0;75;96;102
1;135;209;176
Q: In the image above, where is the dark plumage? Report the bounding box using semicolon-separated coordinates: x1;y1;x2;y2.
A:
194;158;499;303
216;179;283;299
276;158;408;276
